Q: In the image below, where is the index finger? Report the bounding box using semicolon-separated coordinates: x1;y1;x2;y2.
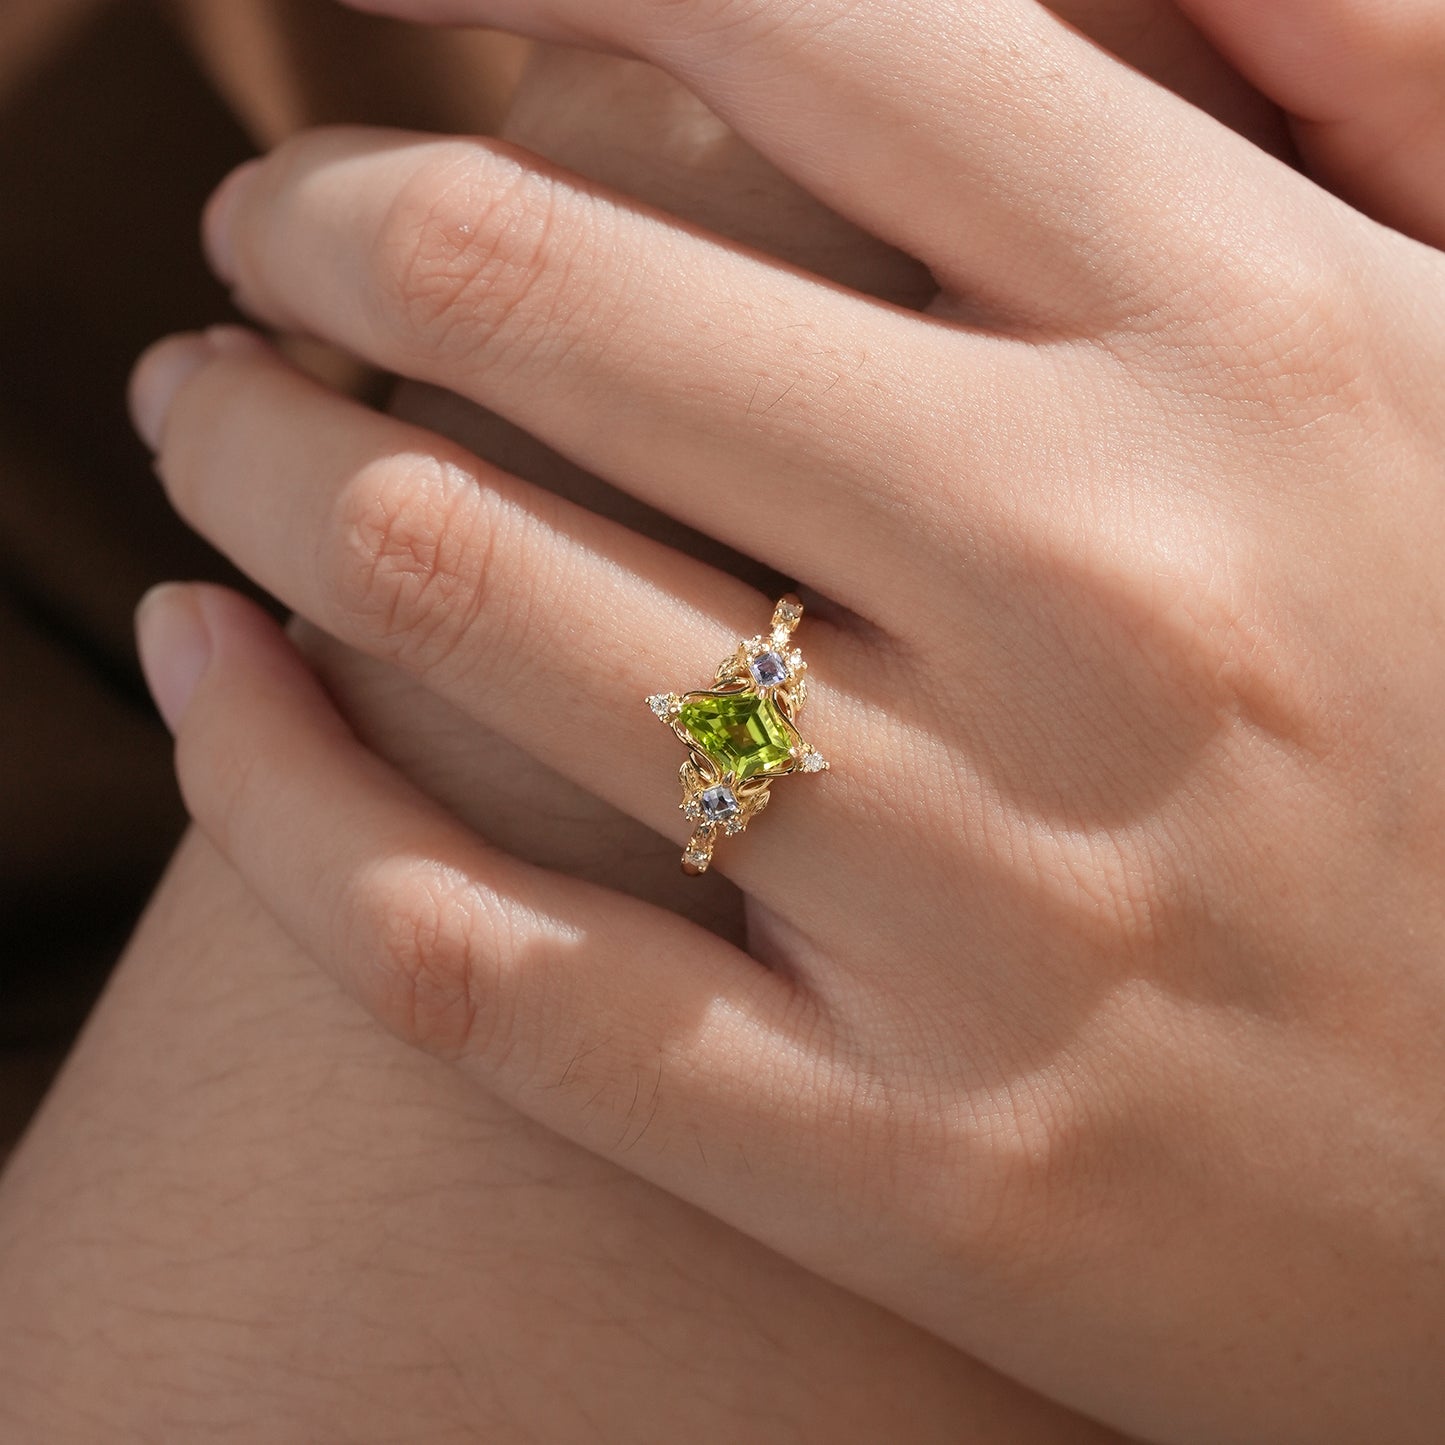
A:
344;0;1318;329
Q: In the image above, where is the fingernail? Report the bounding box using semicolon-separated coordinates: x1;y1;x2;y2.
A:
203;157;262;283
136;584;212;733
128;333;214;450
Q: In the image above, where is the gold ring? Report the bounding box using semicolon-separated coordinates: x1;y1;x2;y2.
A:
647;595;829;875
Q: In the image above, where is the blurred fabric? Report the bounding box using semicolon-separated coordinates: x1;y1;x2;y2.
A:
0;0;522;1157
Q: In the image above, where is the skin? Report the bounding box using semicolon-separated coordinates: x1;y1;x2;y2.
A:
3;3;1441;1441
1173;0;1445;248
4;832;1101;1443
124;0;1445;1442
0;13;1250;1440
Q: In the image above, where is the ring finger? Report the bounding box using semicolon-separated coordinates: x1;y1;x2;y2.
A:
131;327;879;909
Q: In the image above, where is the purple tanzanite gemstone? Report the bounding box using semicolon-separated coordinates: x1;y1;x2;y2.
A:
699;785;740;823
749;650;789;688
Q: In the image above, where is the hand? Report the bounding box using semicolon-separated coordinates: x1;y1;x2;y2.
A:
131;2;1445;1441
0;33;1151;1444
288;0;1286;939
279;38;936;943
62;17;1242;1442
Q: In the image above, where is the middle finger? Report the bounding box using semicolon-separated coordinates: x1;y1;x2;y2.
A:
202;125;1050;629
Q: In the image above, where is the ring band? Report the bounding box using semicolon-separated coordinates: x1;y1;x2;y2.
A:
647;595;829;875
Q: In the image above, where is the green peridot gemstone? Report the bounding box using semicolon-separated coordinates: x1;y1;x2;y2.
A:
678;689;798;782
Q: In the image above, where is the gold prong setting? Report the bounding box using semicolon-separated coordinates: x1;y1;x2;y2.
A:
648;595;826;875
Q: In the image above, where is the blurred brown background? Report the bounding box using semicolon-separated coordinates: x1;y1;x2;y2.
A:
0;0;522;1159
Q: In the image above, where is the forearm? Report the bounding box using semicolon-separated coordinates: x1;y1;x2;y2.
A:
0;830;1117;1442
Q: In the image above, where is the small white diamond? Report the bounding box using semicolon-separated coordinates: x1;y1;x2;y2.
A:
647;693;675;720
800;752;827;773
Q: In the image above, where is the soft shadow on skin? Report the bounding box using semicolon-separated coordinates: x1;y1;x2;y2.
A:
288;12;1295;972
372;336;1297;1036
375;378;1299;1190
0;833;1129;1445
294;377;775;945
282;28;1314;1303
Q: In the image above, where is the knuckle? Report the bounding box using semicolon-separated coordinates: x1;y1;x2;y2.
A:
349;860;511;1062
1191;224;1369;409
1116;211;1379;438
326;452;500;678
375;143;573;364
966;1070;1104;1270
877;1052;1096;1276
1241;254;1363;390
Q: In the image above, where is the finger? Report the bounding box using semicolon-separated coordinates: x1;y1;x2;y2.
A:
203;127;1011;609
500;45;933;309
340;0;1302;325
131;328;870;905
1176;0;1445;247
133;580;831;1232
1047;1;1286;155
